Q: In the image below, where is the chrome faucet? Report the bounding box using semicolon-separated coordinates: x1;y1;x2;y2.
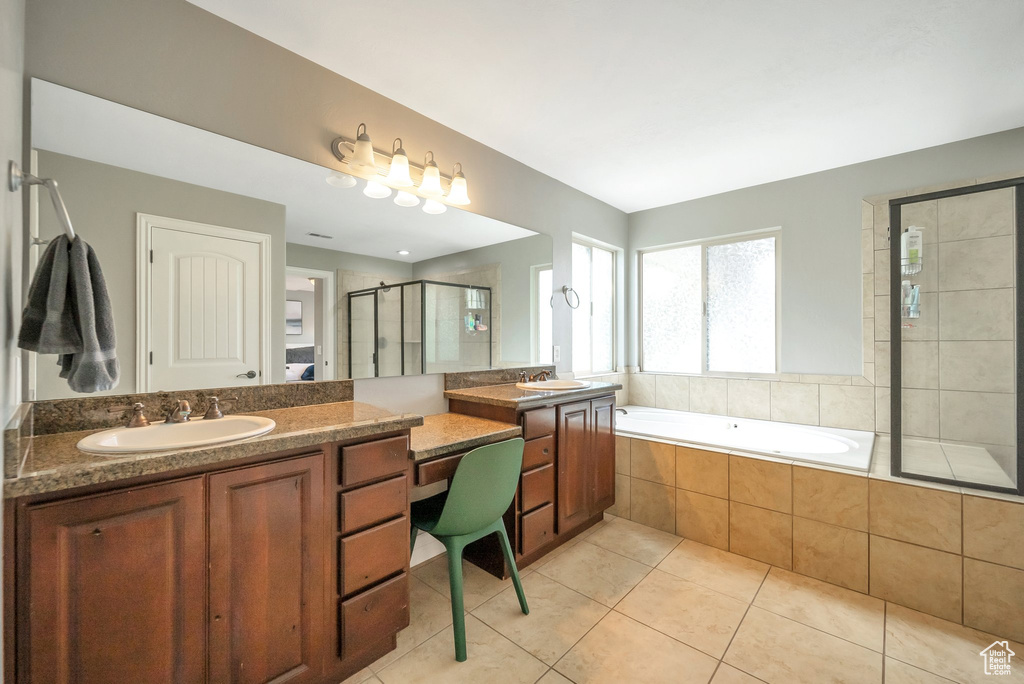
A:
165;400;192;424
529;370;552;382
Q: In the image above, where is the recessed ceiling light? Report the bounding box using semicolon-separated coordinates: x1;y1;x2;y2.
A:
397;250;410;256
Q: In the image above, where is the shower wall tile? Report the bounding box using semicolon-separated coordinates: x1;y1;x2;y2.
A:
901;388;939;439
937;235;1014;291
818;385;874;431
938;341;1015;393
874;387;890;434
769;382;818;426
689;377;728;415
899;200;937;242
900;292;938;341
861;229;873;274
937;187;1014;242
874;297;890;341
727;380;770;420
939;391;1015;446
874;250;890;295
901;341;938;390
654;374;689;411
862;275;874;317
874;342;890;387
939;288;1014;341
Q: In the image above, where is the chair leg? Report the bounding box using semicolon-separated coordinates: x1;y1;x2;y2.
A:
409;525;419;555
444;539;469;662
496;524;529;616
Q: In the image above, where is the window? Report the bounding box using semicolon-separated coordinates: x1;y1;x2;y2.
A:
532;265;553;364
572;240;616;375
641;233;778;375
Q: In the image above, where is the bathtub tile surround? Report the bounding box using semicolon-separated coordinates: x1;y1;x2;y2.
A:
612;435;1024;641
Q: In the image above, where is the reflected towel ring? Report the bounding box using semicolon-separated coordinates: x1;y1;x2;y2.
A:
550;285;580;309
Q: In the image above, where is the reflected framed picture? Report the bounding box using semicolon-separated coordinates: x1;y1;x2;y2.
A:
286;300;303;335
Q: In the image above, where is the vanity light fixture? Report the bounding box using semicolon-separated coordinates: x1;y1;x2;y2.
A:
363;180;392;199
419;152;444;197
385;139;414;187
394;190;420;207
350;123;377;171
446;163;471;205
423;198;447;215
326;170;356;188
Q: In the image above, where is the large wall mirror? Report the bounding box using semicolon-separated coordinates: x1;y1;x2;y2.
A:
27;79;554;400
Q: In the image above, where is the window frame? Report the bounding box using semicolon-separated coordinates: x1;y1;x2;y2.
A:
638;229;781;378
571;237;618;377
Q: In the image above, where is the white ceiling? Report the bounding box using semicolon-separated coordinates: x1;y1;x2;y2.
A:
190;0;1024;213
31;80;536;262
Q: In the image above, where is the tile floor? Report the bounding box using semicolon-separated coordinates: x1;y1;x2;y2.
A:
345;515;1024;684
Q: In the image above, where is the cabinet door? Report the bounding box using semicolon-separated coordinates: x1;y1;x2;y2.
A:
209;454;325;684
556;400;592;534
25;478;205;684
590;397;617;513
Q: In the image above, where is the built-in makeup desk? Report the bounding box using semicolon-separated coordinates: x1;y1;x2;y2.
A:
409;412;522;485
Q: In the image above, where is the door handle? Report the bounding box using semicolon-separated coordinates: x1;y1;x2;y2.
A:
237;370;257;379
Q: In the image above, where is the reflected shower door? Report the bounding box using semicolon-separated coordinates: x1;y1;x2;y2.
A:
349;292;376;379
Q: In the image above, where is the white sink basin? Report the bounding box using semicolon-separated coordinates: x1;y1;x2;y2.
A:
516;380;592;391
78;415;276;454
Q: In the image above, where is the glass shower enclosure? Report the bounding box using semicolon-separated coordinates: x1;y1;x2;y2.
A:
347;280;492;379
889;176;1023;494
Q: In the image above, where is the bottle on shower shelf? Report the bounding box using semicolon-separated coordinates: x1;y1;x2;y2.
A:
901;226;923;276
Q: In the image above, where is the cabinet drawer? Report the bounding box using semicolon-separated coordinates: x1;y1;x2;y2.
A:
339;572;410;659
340;436;409;487
520;503;555;556
415;452;463;486
339;475;408;534
522;435;554;471
339;516;408;595
521;463;554;513
521;407;556;440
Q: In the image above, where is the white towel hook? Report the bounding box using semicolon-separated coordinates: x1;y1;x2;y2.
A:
8;160;76;241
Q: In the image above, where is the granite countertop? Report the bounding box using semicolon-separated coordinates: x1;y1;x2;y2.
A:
410;413;521;461
444;381;623;409
4;401;423;499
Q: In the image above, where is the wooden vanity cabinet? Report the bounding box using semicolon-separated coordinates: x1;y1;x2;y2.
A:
9;432;414;684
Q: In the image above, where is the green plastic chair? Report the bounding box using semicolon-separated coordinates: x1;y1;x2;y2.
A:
410;438;529;662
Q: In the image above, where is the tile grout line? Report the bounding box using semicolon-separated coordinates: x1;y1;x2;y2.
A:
711;566;772;682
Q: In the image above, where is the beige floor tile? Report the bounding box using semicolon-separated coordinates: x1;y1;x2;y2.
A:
963;558;1024;642
792;466;868;531
753;567;884;652
792;517;869;593
472;572;608;666
370;576;454;671
341;668;378;684
536;540;650;607
724;607;883;684
729;501;793;569
869;536;962;623
376;614;548;684
522;535;581;572
536;670;574;684
554;611;719;684
869;480;961;554
885;603;1024;684
677;445;730;498
883;658;956;684
677;489;730;550
730;455;793;513
657;540;769;602
584;515;681;566
412;553;530;611
711;664;766;683
616;568;749;658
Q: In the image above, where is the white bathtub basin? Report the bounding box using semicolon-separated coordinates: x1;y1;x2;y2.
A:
516;380;591;391
78;415;276;454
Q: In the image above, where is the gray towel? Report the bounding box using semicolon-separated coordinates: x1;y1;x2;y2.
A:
19;235;120;392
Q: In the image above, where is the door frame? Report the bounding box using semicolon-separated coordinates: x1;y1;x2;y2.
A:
285;266;337;381
136;213;272;392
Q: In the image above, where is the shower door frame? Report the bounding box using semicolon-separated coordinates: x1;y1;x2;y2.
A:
347;279;493;379
889;175;1024;495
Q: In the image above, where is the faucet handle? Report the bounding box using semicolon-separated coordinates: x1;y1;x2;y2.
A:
109;402;150;428
203;396;238;420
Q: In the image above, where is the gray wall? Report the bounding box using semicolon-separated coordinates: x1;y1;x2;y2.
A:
285;289;315;346
34;151;288;397
25;0;629;376
629;126;1024;375
413;234;553;366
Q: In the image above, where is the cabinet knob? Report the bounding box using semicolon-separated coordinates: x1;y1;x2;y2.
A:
213;615;221;621
542;448;549;455
91;528;102;536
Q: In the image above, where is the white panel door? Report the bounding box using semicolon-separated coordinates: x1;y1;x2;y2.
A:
149;226;263;391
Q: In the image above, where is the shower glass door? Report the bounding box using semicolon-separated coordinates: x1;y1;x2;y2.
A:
349;292;376;379
891;178;1022;494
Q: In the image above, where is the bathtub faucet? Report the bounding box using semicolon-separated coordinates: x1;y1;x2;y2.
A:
616;408;628;415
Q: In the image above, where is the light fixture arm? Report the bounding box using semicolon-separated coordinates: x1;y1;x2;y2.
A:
329;137;454;182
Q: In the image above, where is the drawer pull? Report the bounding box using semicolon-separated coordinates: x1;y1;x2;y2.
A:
543;448;549;455
91;528;102;536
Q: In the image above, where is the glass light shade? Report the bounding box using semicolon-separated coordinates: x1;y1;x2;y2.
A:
423;199;447;214
326;171;356;188
420;162;444;197
351;125;377;171
394;190;420;207
385;150;414;187
446;174;471;205
363;180;392;199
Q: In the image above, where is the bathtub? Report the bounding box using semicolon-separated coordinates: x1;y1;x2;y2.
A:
616;405;875;471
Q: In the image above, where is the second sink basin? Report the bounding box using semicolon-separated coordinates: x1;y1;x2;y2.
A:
78;415;276;454
516;380;592;391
